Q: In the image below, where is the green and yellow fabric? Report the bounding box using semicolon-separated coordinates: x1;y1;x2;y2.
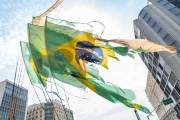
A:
44;17;151;114
28;24;48;86
28;24;86;89
21;16;178;115
45;17;120;74
76;77;151;114
20;41;45;86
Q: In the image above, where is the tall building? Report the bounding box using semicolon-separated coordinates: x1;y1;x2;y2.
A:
133;0;180;119
0;79;28;120
26;100;74;120
146;72;177;119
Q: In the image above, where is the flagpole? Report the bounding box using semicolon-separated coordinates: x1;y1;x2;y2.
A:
147;98;164;119
134;109;141;120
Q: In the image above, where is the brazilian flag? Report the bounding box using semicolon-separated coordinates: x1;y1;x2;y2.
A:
44;17;151;114
28;23;105;88
45;17;120;77
21;17;151;115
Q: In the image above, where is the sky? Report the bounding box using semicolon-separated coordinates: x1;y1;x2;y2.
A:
0;0;160;120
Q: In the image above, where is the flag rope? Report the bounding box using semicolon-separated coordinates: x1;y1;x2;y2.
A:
12;58;23;119
8;56;19;120
53;77;69;120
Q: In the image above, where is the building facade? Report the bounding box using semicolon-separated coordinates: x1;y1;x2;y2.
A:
26;100;74;120
0;79;28;120
134;0;180;119
146;72;178;119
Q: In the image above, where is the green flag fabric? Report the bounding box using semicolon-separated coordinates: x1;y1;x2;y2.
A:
28;24;86;89
20;41;45;85
19;16;163;115
45;17;151;114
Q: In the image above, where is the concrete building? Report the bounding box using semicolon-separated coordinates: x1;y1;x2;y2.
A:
134;0;180;119
146;72;177;119
26;100;74;120
0;79;28;120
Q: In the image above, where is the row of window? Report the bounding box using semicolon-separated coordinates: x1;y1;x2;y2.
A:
1;94;26;109
27;107;73;120
0;116;24;120
0;107;25;120
168;0;180;8
139;9;180;57
155;0;180;15
28;110;42;116
175;102;180;115
141;52;180;114
5;86;28;98
27;114;42;119
27;106;44;113
3;92;27;104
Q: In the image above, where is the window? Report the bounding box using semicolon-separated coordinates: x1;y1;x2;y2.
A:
159;0;169;5
157;71;162;80
153;58;158;67
163;34;175;45
160;84;164;90
157;67;163;75
164;85;171;97
139;10;147;18
161;78;166;87
149;58;153;66
171;90;180;102
175;82;180;95
164;3;175;10
144;53;149;58
152;66;157;75
148;54;152;60
169;72;178;86
170;7;180;15
158;28;168;39
148;63;152;71
152;23;162;32
147;18;156;27
168;0;180;8
154;52;159;59
164;64;171;76
162;74;168;82
144;56;149;65
159;56;165;66
158;63;164;71
152;72;156;79
175;103;180;115
143;14;151;22
149;52;153;57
